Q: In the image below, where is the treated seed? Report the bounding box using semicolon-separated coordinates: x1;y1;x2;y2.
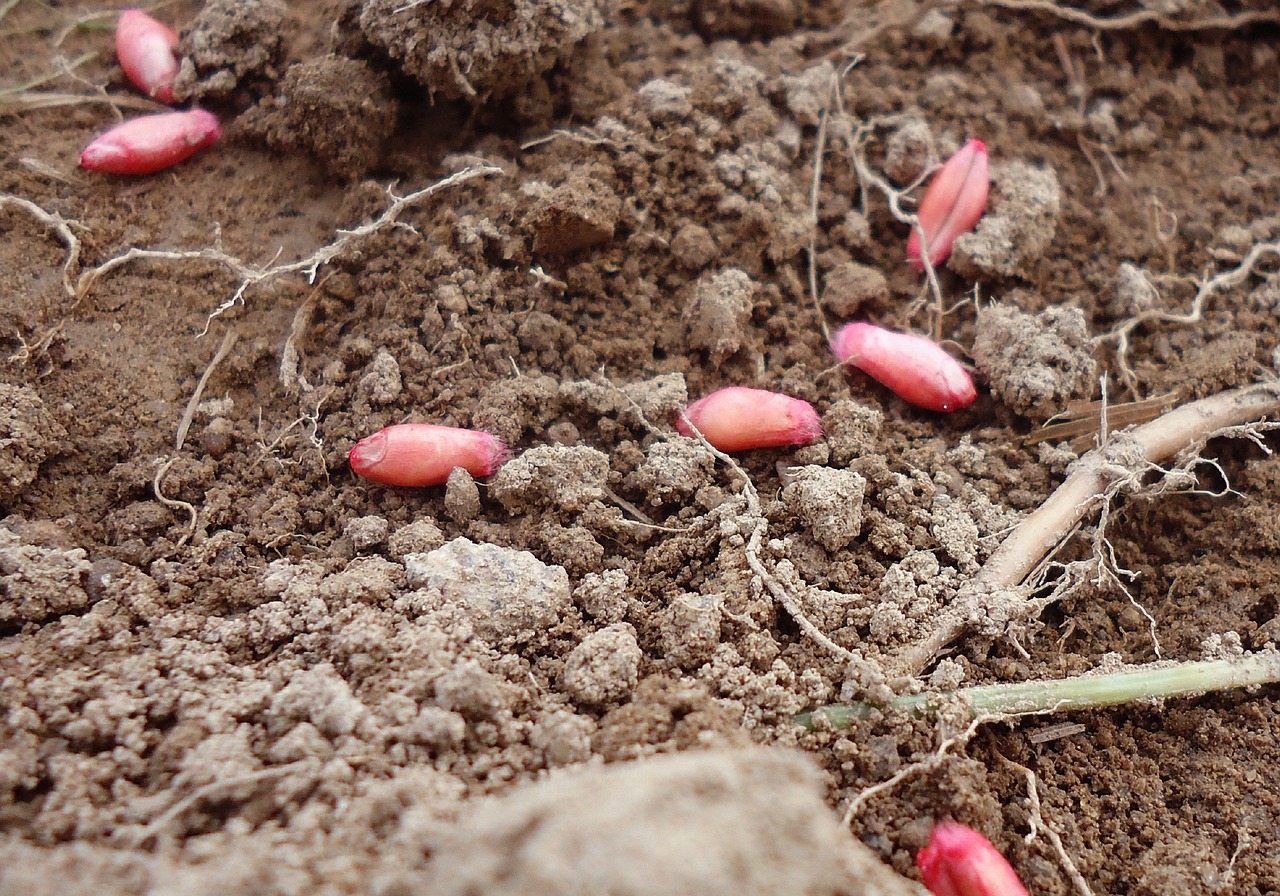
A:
348;423;508;488
80;109;221;175
917;821;1030;896
115;9;179;103
907;139;989;270
677;386;822;452
830;322;976;413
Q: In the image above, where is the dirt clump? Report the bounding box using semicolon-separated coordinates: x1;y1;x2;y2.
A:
951;161;1061;279
241;56;397;179
524;172;622;256
357;0;605;103
972;301;1097;418
783;465;866;552
491;444;610;513
623;438;717;507
822;400;883;468
560;622;643;705
173;0;288;102
400;537;571;650
422;747;925;896
883;116;935;184
683;268;758;362
0;527;91;626
0;384;64;506
822;262;890;319
1168;331;1260;399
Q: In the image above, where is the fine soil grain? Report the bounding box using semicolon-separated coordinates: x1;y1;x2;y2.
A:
3;0;1280;893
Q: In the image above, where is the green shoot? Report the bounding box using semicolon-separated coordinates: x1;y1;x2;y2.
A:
796;650;1280;729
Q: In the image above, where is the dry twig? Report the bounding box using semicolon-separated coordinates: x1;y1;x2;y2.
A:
0;88;161;115
894;381;1280;675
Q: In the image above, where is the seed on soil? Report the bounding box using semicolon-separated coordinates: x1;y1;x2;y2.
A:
907;138;989;270
677;387;822;452
916;820;1029;896
79;109;222;175
348;423;507;488
831;322;977;413
115;9;180;103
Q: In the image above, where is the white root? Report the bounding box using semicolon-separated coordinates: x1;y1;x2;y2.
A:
75;165;504;328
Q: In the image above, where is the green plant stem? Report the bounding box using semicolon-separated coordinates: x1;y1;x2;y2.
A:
796;651;1280;730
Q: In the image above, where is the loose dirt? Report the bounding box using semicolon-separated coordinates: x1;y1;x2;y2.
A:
3;0;1280;893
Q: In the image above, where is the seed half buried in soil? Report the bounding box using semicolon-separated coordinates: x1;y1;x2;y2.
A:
917;820;1029;896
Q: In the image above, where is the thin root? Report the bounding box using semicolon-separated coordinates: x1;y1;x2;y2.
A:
608;378;865;668
0;193;82;297
153;457;198;550
175;327;238;452
1100;240;1280;392
829;82;949;338
966;0;1280;32
1002;757;1095;896
843;713;996;826
72;165;504;327
122;761;311;848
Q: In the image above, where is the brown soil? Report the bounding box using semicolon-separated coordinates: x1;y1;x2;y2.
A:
3;0;1280;893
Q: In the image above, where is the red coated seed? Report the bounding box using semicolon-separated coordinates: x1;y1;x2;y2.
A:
677;386;822;452
830;322;976;413
115;9;179;103
348;424;508;488
907;139;989;270
80;109;221;175
917;821;1030;896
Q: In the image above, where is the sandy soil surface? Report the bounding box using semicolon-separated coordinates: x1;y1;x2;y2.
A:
3;0;1280;893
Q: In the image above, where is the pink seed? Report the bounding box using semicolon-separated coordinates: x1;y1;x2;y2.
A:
917;821;1030;896
907;139;989;270
116;9;179;103
830;322;976;413
80;109;221;175
677;387;822;452
348;424;508;488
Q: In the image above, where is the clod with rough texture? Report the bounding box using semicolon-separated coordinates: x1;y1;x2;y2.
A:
349;423;507;488
908;139;989;270
831;322;977;413
79;109;221;175
116;9;180;102
917;821;1030;896
677;387;822;452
